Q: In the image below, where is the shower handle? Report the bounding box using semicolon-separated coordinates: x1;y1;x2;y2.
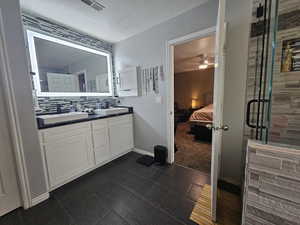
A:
246;99;269;129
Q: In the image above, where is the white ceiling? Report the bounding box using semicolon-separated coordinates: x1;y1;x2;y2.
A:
20;0;208;43
174;35;215;74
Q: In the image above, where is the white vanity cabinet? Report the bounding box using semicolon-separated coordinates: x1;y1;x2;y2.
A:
39;122;94;190
39;114;134;191
108;115;134;157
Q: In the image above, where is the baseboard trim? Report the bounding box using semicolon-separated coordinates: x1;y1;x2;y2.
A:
31;192;49;207
133;148;154;157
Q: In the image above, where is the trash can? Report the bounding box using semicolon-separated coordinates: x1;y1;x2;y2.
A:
154;145;167;165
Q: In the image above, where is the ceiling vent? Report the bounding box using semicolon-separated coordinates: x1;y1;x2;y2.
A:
81;0;105;11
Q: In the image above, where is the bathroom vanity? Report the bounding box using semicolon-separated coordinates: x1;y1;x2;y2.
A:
27;24;137;192
38;112;134;191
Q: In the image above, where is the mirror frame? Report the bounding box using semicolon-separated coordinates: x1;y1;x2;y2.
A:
27;30;113;97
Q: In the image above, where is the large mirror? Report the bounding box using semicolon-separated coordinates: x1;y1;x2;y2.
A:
27;30;113;97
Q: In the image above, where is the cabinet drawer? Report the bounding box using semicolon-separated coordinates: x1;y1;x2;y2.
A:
41;122;91;144
108;114;133;125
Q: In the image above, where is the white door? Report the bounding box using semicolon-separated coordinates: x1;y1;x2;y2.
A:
47;73;79;92
96;74;109;93
211;0;227;221
0;77;21;216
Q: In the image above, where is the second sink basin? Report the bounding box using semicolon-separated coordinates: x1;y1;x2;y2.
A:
37;112;89;125
94;107;129;116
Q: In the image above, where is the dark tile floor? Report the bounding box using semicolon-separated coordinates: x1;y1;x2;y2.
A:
0;152;211;225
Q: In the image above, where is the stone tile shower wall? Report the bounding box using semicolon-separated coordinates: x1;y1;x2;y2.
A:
242;1;300;223
244;0;300;147
22;14;116;112
242;141;300;225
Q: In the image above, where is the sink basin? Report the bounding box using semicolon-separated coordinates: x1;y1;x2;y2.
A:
37;112;89;125
94;107;129;116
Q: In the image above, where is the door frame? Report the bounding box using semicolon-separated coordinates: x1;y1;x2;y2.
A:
166;26;216;163
0;9;32;210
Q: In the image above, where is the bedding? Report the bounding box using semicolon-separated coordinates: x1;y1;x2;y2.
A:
189;104;213;123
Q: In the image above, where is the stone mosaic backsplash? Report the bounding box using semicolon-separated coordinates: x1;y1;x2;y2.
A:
22;14;113;53
37;97;117;113
242;140;300;225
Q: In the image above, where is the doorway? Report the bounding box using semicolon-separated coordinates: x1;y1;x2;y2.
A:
173;35;215;174
166;27;216;165
76;71;87;92
166;2;227;219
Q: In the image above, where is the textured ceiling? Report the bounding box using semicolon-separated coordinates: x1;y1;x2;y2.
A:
20;0;208;43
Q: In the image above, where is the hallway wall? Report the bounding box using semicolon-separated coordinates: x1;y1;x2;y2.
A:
174;68;214;110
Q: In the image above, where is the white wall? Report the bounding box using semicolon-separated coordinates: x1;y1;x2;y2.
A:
114;0;252;185
114;0;219;153
0;0;48;198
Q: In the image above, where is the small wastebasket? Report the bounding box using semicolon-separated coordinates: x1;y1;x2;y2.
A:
154;145;167;165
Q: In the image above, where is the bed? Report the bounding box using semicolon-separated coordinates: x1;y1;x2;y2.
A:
189;93;213;142
189;104;213;124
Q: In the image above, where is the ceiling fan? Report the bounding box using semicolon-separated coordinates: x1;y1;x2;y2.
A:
196;54;215;70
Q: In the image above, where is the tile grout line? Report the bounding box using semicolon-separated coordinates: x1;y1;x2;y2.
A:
51;195;78;225
110;181;189;225
124;165;206;203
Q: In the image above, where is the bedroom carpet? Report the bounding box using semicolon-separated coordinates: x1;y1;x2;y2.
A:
175;122;212;174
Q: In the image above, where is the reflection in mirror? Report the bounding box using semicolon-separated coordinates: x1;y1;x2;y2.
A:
27;30;112;97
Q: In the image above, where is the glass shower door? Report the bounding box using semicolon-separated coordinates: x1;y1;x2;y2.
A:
246;0;279;143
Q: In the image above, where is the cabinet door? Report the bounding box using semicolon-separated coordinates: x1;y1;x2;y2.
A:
92;120;110;165
118;67;138;97
42;123;94;189
109;115;134;157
